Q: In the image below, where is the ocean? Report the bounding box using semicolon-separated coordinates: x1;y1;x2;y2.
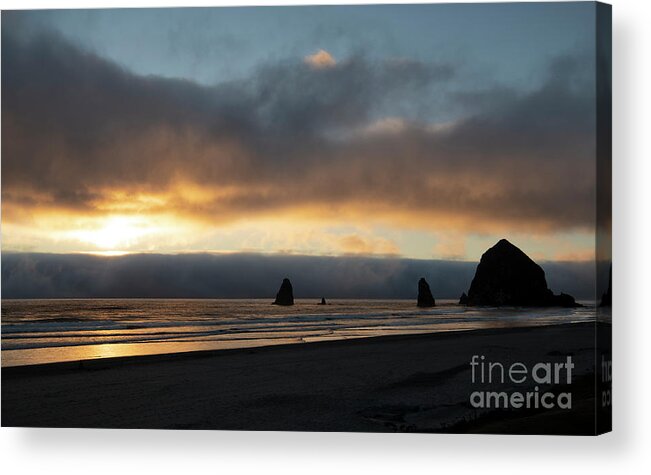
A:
1;299;596;367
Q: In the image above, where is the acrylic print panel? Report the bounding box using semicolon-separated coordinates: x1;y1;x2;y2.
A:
1;2;612;434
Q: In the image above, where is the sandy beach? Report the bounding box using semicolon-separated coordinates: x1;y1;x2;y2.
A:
1;322;602;434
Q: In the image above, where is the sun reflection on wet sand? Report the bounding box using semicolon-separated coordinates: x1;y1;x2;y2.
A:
1;338;308;368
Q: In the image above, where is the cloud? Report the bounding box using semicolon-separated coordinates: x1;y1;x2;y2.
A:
304;49;337;69
1;27;596;242
338;234;400;255
432;234;466;260
1;252;596;300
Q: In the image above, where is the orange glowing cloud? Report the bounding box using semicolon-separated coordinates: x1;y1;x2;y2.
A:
304;49;337;69
337;234;400;256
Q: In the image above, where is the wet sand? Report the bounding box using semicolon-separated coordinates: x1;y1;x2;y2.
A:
2;323;600;434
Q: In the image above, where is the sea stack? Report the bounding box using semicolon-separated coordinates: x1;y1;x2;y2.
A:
417;277;436;307
319;297;327;305
460;239;580;307
273;278;294;306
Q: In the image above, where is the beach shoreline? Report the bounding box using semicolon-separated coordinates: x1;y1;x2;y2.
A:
2;322;603;434
1;298;597;368
2;322;586;373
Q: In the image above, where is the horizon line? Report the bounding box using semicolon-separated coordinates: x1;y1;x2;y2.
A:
0;249;599;264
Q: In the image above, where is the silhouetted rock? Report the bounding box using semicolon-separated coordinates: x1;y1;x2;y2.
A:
319;297;327;305
459;292;469;305
550;292;579;307
273;278;294;306
463;239;580;307
600;267;612;307
417;277;436;307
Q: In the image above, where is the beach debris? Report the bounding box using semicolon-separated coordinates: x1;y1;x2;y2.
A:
273;278;295;306
461;239;580;307
417;277;436;307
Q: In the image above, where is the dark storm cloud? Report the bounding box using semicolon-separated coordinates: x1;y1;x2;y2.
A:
1;252;595;300
2;27;595;231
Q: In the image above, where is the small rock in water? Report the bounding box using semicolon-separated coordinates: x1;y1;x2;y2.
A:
273;278;294;306
417;277;436;307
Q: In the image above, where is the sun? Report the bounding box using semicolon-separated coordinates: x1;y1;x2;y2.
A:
71;216;155;251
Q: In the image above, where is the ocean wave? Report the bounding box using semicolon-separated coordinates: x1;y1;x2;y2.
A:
1;299;596;357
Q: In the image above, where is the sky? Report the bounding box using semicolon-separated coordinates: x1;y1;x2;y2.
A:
1;3;599;262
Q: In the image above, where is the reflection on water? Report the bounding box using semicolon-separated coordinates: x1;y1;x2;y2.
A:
1;299;596;367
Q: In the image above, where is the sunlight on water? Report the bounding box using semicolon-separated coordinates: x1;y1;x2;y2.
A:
1;299;596;367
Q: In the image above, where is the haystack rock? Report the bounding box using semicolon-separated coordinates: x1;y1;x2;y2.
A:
273;278;294;306
417;277;436;307
461;239;580;307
